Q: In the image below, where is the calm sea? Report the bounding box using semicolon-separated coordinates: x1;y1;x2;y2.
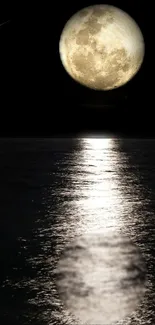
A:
0;138;155;325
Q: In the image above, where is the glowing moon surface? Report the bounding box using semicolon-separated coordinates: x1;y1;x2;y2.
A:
59;5;145;90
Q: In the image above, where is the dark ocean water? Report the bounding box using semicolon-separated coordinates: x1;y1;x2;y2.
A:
0;138;155;325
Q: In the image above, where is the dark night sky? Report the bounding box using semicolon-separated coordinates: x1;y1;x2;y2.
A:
0;1;152;136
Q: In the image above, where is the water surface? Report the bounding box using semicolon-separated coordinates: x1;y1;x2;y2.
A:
0;138;155;324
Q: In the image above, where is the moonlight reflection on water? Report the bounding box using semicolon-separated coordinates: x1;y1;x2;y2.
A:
70;138;126;234
55;232;146;325
49;138;148;325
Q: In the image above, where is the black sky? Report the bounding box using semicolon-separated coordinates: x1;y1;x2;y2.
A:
0;1;152;136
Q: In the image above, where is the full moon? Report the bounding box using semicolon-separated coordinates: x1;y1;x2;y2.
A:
59;5;145;90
